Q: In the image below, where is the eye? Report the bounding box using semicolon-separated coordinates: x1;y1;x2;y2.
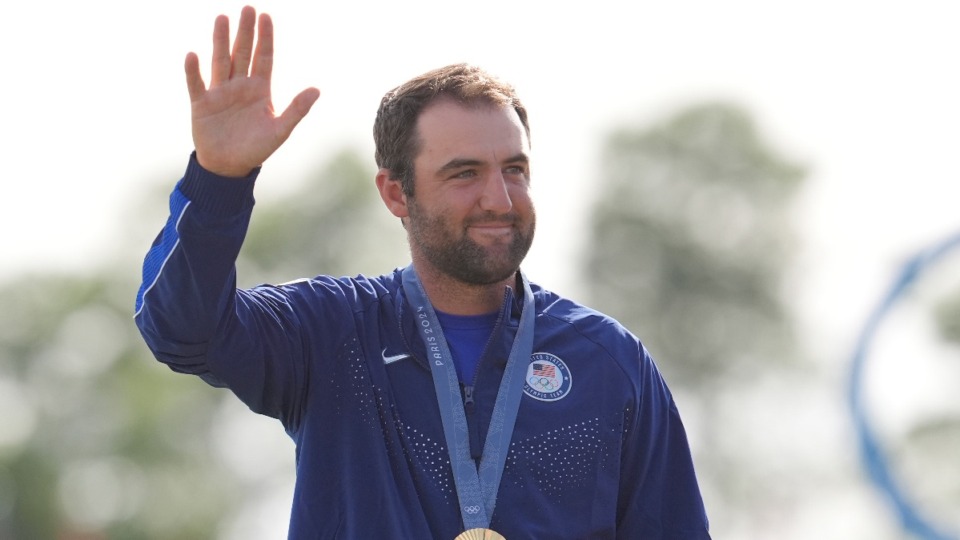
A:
452;169;478;179
503;165;529;179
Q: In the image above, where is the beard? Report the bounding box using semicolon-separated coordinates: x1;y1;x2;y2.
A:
406;198;535;286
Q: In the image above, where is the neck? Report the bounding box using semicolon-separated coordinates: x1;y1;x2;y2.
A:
411;260;515;316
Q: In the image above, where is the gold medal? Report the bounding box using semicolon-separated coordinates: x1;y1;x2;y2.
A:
455;528;506;540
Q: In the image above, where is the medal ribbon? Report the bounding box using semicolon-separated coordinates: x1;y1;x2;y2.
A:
402;265;535;530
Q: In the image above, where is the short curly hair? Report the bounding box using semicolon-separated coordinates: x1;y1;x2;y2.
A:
373;63;530;196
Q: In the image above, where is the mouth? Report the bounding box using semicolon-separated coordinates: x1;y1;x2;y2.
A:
468;224;514;237
470;221;514;229
466;213;517;227
464;214;520;242
468;218;515;230
464;222;516;248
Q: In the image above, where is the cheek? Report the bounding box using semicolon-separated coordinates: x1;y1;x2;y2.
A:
510;186;535;212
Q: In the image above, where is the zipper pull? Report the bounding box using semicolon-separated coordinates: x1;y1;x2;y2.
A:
463;385;475;412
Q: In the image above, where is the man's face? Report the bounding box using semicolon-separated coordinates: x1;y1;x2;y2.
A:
405;100;535;286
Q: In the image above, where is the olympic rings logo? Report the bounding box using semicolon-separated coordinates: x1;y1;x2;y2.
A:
523;353;572;402
463;505;481;515
527;375;561;392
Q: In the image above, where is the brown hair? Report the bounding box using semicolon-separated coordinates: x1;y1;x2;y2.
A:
373;63;530;196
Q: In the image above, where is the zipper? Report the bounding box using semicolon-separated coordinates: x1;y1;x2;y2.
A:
463;286;514;463
463;385;482;462
468;286;513;388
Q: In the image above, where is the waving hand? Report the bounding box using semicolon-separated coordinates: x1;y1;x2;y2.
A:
185;6;320;178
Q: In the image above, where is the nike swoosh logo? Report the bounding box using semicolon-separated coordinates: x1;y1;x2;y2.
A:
382;349;411;365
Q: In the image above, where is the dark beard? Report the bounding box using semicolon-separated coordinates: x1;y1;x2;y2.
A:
407;203;535;286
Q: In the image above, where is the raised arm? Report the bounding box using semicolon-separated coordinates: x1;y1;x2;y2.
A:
135;6;321;420
185;5;320;178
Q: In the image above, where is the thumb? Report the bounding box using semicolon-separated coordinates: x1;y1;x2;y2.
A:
277;87;321;138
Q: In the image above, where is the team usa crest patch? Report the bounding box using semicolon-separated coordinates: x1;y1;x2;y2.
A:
523;352;572;402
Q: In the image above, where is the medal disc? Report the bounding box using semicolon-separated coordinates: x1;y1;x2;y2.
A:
454;528;506;540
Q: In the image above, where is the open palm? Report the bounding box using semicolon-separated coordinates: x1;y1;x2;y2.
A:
185;6;319;178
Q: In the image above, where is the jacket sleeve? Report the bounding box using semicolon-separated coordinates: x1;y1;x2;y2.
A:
133;154;308;428
617;344;711;539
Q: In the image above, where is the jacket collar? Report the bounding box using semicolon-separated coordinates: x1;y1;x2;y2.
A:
394;269;525;375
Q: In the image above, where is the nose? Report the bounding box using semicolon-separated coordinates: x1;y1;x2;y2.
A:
479;171;513;213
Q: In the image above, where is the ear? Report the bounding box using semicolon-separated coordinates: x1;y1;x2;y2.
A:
376;169;409;218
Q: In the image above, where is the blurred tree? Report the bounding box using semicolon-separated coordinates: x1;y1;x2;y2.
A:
586;103;804;386
0;148;404;538
239;149;406;284
0;273;235;539
583;103;807;530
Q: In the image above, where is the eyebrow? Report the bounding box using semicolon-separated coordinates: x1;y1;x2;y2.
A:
437;153;530;174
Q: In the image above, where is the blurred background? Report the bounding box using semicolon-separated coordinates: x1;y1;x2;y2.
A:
2;0;959;538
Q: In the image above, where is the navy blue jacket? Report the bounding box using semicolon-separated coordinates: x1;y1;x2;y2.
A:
135;156;710;539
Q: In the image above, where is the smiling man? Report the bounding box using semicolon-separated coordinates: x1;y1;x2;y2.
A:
134;6;710;539
378;98;536;313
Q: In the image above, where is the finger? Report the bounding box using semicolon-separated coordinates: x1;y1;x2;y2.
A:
250;12;274;82
231;6;257;77
276;87;321;139
184;52;207;102
209;14;231;86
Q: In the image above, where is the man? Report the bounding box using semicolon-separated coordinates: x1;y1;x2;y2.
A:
135;6;710;539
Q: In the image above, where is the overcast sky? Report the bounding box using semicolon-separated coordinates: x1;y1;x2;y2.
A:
7;1;959;293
